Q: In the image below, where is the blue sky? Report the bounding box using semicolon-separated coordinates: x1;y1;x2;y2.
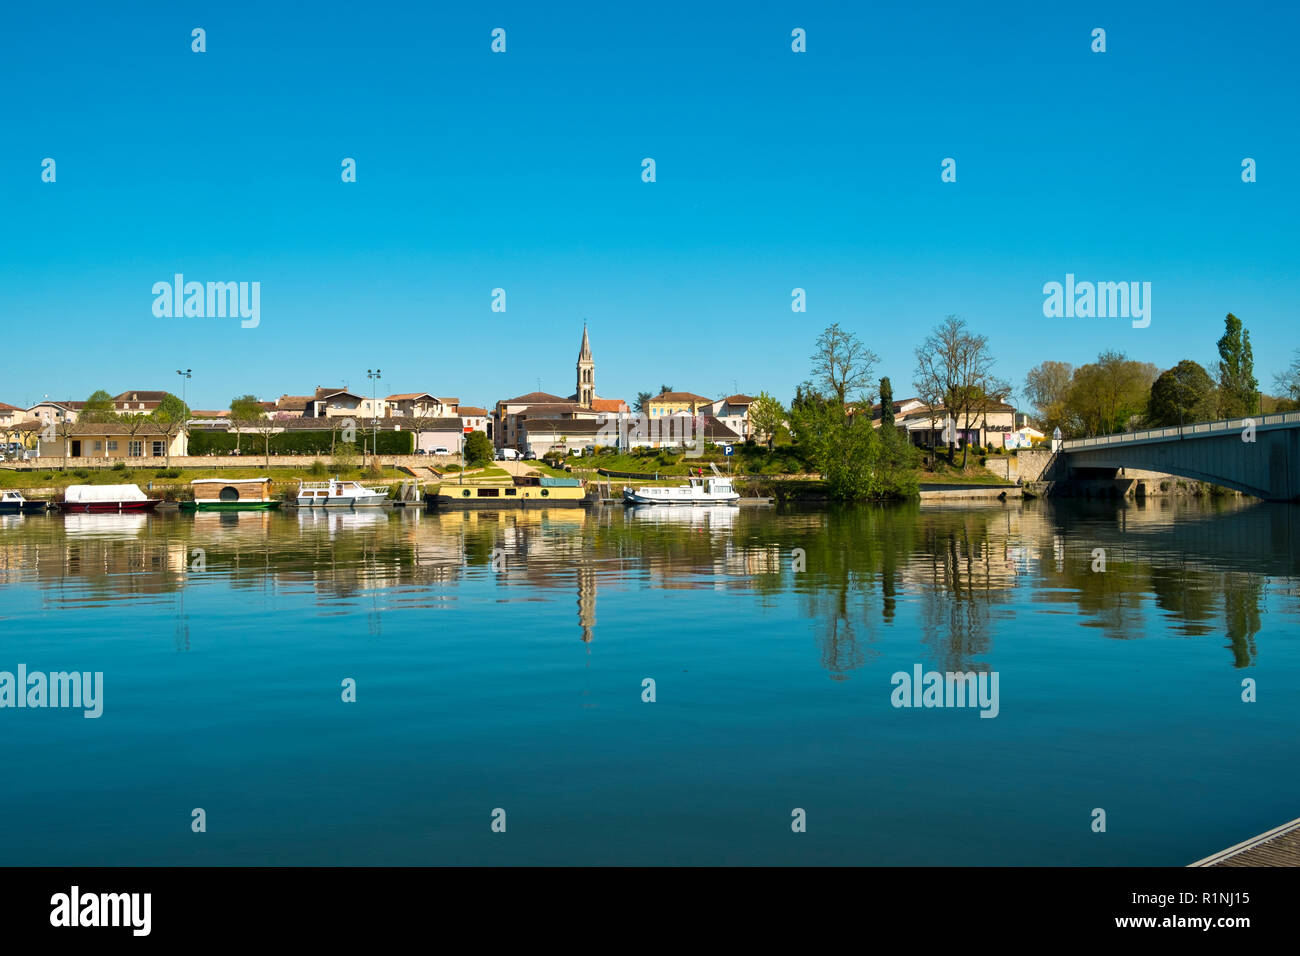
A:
1;1;1297;412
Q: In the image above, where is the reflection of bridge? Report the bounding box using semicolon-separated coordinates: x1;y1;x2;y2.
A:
1059;411;1300;501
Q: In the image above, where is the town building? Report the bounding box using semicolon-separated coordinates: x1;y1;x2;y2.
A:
36;422;189;461
0;402;25;429
707;395;755;440
647;390;714;418
493;326;628;452
112;390;168;415
26;400;85;426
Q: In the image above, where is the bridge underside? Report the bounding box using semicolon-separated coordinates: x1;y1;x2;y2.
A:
1064;427;1300;502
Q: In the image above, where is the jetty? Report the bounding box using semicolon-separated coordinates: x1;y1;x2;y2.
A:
1189;817;1300;866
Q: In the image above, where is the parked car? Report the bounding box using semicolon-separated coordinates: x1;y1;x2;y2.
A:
432;446;451;456
496;448;521;461
414;448;428;455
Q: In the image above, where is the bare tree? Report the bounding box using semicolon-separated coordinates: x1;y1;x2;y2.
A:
251;415;283;466
228;395;264;455
810;323;879;405
912;315;1005;467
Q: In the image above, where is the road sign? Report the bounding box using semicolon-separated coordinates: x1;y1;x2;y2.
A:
723;444;734;456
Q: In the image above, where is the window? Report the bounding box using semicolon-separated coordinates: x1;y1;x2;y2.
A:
93;441;103;452
107;441;118;452
151;441;164;457
129;441;142;456
504;488;517;496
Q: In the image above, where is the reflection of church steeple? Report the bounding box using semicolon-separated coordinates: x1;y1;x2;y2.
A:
577;566;596;643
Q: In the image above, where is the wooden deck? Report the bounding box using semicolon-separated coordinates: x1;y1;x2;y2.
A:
1189;817;1300;866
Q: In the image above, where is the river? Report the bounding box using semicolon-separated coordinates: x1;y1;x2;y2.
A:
0;498;1296;864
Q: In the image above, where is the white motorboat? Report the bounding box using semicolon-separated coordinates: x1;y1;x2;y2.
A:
1;490;48;513
622;464;740;506
296;478;390;508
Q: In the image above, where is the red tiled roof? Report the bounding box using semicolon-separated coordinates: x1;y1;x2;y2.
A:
499;391;570;406
652;391;713;403
113;390;169;402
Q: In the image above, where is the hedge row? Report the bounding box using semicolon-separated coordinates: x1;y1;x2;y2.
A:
188;430;413;455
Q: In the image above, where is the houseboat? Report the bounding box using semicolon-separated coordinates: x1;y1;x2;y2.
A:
296;478;390;508
622;465;740;506
429;474;588;509
56;484;161;513
0;490;49;513
182;478;280;511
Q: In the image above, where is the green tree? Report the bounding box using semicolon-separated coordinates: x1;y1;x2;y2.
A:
1217;313;1258;417
633;391;653;414
332;441;358;473
747;391;786;450
81;389;118;423
463;430;493;466
1146;360;1218;427
879;377;895;428
1065;351;1157;436
1023;360;1073;435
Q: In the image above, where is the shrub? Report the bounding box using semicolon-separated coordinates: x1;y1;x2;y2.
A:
73;469;90;478
308;459;328;477
111;462;127;471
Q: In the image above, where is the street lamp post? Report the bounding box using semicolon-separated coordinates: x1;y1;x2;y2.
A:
176;369;192;454
366;369;381;460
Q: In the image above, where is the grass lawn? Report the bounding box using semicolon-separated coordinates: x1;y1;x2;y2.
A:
438;465;510;480
919;458;1014;485
0;465;409;490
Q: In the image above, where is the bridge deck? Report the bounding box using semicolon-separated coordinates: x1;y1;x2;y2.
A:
1189;817;1300;867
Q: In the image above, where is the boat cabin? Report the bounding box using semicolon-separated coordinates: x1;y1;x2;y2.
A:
191;478;274;503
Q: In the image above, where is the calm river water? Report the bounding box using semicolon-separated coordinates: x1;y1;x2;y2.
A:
1;498;1297;865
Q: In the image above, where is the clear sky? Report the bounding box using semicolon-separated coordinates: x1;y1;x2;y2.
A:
2;1;1296;412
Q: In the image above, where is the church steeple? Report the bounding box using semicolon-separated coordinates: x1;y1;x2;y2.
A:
576;323;594;408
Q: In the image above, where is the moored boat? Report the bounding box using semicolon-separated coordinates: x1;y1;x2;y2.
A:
622;464;739;506
296;478;389;508
56;484;161;513
0;490;50;513
429;474;587;509
182;477;280;511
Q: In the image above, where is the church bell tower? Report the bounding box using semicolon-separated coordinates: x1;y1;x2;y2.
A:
576;324;594;408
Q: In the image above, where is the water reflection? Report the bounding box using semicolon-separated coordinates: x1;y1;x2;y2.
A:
0;498;1296;673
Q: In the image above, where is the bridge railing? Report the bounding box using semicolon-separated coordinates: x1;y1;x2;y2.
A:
1060;410;1300;451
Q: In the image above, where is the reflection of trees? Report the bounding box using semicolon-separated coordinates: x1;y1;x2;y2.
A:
0;497;1289;670
1223;573;1263;668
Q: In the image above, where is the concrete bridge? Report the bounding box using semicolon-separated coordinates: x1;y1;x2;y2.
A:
1057;411;1300;501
